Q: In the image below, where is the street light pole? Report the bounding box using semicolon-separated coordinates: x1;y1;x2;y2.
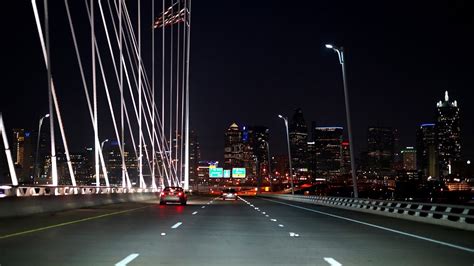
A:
325;44;359;198
278;115;294;195
101;139;109;150
265;140;272;192
34;114;50;181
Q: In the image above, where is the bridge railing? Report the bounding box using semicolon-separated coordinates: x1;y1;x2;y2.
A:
260;194;474;231
0;185;160;198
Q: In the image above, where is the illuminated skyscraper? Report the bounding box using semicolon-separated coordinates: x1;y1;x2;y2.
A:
401;147;417;171
436;91;461;176
224;123;243;169
367;127;397;177
289;108;308;174
314;127;343;179
242;126;269;177
12;129;35;183
189;130;201;184
416;123;438;178
341;141;351;175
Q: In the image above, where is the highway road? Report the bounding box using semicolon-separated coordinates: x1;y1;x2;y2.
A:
1;195;473;265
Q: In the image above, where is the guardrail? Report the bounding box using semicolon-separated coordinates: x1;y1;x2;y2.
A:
260;194;474;231
0;185;160;198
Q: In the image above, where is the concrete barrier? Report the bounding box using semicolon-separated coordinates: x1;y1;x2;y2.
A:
260;194;474;231
0;193;158;218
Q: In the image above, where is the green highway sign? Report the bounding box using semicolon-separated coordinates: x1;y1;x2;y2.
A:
209;168;223;178
232;168;246;178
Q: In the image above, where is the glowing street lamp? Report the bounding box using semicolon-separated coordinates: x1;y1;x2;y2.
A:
34;114;50;180
325;43;359;198
278;115;294;195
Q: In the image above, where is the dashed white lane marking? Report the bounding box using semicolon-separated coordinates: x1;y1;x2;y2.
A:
278;224;284;227
192;211;198;215
262;212;266;214
261;198;474;253
171;222;183;229
324;257;342;266
289;232;300;237
115;253;139;266
270;218;277;222
201;206;206;209
160;232;166;236
265;215;269;217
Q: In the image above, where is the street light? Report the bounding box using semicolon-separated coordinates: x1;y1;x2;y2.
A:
101;139;109;149
278;115;294;195
325;43;359;198
265;140;272;192
34;114;50;181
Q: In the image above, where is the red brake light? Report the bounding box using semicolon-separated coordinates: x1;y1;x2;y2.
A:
178;192;183;196
160;192;165;196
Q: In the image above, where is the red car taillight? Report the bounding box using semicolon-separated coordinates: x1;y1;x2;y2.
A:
160;192;166;196
178;192;183;197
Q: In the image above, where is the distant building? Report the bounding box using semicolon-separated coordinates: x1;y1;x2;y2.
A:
224;123;243;169
367;127;397;177
273;154;289;181
401;147;417;171
242;126;269;177
314;127;343;179
189;130;201;185
341;141;351;175
69;152;90;185
436;91;461;176
416;123;438;178
289;108;308;174
196;160;218;185
306;141;316;176
12;129;35;183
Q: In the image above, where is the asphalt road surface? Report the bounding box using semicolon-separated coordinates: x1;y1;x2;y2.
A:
1;195;473;265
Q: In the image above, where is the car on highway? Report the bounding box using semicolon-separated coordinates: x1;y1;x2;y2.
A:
160;186;187;205
221;188;238;200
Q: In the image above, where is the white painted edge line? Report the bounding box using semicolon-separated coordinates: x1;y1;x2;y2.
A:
171;222;183;229
324;257;342;266
261;198;474;253
192;211;198;215
115;253;139;266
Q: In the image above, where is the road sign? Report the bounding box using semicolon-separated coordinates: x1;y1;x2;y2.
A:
223;169;231;178
209;168;223;178
232;168;246;178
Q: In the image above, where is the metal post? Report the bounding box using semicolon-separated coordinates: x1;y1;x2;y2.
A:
0;113;19;186
279;115;294;195
266;141;272;191
325;44;359;198
34;114;49;181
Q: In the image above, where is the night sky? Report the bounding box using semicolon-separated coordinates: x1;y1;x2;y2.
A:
2;1;473;163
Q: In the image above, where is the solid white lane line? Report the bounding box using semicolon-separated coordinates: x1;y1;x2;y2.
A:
192;211;198;215
115;253;139;266
261;198;474;253
171;222;183;229
324;257;342;266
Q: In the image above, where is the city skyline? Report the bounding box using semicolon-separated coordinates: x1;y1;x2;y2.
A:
2;1;473;165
